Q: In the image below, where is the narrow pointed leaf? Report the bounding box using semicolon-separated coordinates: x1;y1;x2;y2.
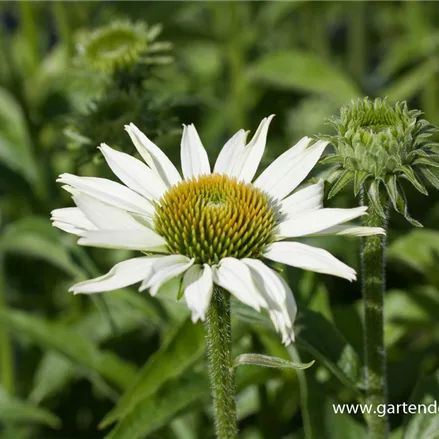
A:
233;353;314;370
100;317;205;428
353;171;370;196
0;390;61;428
319;154;342;165
104;375;208;439
247;50;360;103
328;170;354;198
0;217;84;277
233;304;362;393
367;180;386;219
402;370;439;439
391;184;422;227
0;308;137;390
325;168;343;186
412;156;439;168
420;167;439;189
384;175;400;212
396;166;428;195
295;309;362;393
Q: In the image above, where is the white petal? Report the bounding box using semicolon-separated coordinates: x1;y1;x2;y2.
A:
99;144;167;201
180;124;211;179
255;138;328;200
232;115;275;183
264;241;356;281
212;258;267;311
141;255;194;296
69;256;164;294
280;180;324;219
243;259;296;345
51;207;96;236
125;123;182;187
312;225;386;237
72;192;148;230
276;206;368;239
78;229;168;252
57;174;154;217
213;129;248;176
183;264;214;322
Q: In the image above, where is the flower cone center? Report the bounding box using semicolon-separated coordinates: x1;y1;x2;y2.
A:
154;174;276;265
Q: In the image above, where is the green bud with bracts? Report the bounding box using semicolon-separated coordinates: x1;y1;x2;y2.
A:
320;97;439;226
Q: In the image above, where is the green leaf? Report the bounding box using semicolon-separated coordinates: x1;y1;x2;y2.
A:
396;166;428;195
256;1;305;28
247;51;360;103
233;353;314;370
323;398;367;439
328;170;354;198
403;370;439;439
30;352;76;403
0;87;39;185
319;154;342;165
413;156;439;169
295;308;362;394
384;175;400;211
100;317;205;428
104;375;208;439
385;287;439;347
0;217;84;277
383;58;439;103
391;428;404;439
367;180;386;219
379;32;438;77
0;388;61;428
233;302;361;393
420;167;439;190
388;229;439;274
0;308;137;391
31;290;166;402
392;184;423;227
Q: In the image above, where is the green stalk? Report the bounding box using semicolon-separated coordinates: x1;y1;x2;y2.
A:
204;288;238;439
52;2;74;56
361;195;389;439
348;1;367;85
422;72;438;127
227;2;247;131
0;254;14;395
19;1;39;71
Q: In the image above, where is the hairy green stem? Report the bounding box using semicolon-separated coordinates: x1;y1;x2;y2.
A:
204;288;238;439
361;196;389;439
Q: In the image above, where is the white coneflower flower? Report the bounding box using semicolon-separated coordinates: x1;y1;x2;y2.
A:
52;116;383;345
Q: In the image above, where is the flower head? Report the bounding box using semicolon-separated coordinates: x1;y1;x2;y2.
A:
323;98;439;225
52;116;383;345
76;20;172;73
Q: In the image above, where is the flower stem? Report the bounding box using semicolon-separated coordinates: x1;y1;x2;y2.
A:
204;287;238;439
361;195;389;439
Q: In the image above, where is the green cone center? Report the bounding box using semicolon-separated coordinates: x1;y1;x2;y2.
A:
154;174;276;265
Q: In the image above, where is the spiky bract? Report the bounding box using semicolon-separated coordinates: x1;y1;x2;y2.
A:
322;97;439;225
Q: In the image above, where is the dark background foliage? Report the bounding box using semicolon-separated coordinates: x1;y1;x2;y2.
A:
1;2;439;439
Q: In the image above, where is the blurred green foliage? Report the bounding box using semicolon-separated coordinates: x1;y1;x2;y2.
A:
1;2;439;439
